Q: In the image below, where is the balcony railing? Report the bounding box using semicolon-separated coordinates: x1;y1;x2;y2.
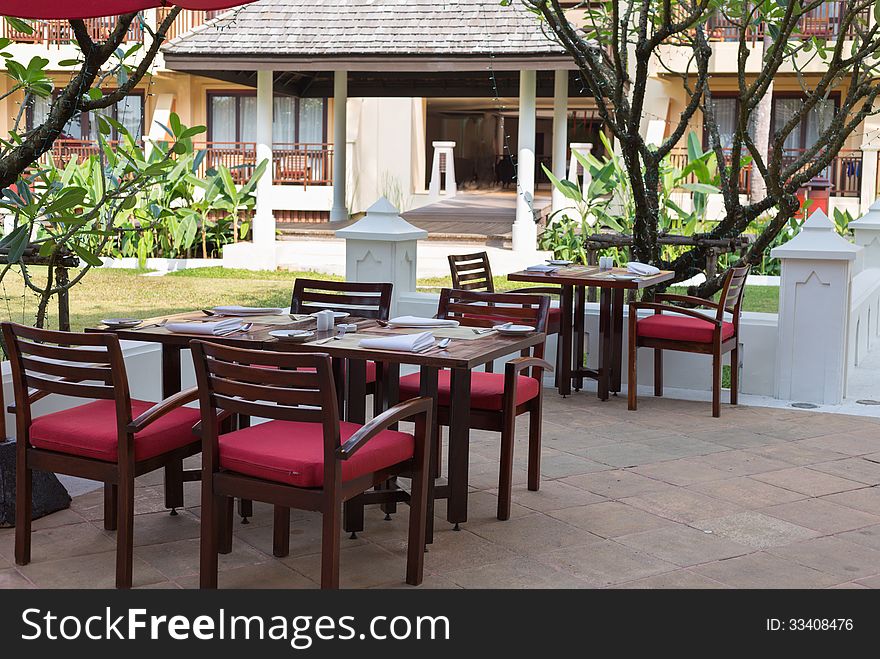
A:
156;8;224;41
47;140;334;188
700;2;870;42
668;147;862;198
2;17;143;46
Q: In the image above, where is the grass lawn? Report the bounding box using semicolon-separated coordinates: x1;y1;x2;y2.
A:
0;267;779;332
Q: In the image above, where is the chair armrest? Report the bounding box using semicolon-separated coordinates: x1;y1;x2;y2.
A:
336;397;434;460
629;302;722;326
505;356;554;376
654;293;720;309
127;387;199;434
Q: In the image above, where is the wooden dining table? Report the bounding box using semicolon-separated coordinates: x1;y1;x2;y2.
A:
508;265;674;400
93;310;546;533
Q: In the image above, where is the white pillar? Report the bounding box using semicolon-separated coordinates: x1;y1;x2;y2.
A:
513;69;537;253
253;69;275;246
568;142;594;193
330;70;348;222
551;70;569;215
859;147;878;215
851;198;880;268
428;141;456;201
336;197;428;317
771;209;862;405
495;114;505;157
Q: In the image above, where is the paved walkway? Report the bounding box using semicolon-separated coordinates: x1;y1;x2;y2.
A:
2;394;880;589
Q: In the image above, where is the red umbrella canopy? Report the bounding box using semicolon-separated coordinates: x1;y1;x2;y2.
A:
1;1;255;20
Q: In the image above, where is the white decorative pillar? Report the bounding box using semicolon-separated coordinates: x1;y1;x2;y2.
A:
513;69;537;253
551;70;569;216
495;115;505;157
330;70;348;222
850;199;880;269
335;197;428;317
428;141;457;201
859;147;878;215
253;69;275;246
771;209;862;405
568;142;594;195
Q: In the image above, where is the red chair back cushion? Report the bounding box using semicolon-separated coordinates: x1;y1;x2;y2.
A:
218;420;414;487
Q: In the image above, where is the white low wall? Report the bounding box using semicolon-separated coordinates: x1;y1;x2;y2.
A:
397;292;779;396
849;267;880;367
99;257;219;272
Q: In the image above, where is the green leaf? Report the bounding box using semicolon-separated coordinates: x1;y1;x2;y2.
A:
58;59;81;67
43;187;86;215
179;125;207;139
170;113;182;137
681;182;719;195
5;17;33;34
686;131;702;163
541;164;583;202
87;87;103;101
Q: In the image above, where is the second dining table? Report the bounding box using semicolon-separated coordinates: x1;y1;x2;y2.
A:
508;265;674;400
96;310;546;535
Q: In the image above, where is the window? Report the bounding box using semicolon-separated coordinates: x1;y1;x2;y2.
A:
27;92;144;141
207;92;327;145
772;95;835;154
702;96;755;150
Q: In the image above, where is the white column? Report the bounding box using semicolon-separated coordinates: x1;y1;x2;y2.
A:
252;69;275;246
330;70;348;222
859;147;878;215
551;70;568;215
513;69;537;253
771;209;861;405
495;115;505;158
851;199;880;268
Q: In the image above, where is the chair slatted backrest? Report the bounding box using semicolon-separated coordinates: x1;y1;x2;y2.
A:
448;252;495;293
1;322;132;439
190;341;342;485
291;279;392;320
717;265;751;321
438;289;550;361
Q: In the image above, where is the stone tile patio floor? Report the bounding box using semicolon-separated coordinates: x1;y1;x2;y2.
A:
2;391;880;589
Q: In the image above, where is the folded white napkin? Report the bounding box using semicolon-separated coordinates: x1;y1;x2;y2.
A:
166;319;243;335
525;264;559;273
212;305;283;316
359;331;435;352
627;261;660;276
387;316;460;328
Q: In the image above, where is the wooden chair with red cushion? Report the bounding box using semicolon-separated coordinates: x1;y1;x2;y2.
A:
291;278;392;412
2;322;202;589
190;340;433;589
396;288;552;521
627;265;750;417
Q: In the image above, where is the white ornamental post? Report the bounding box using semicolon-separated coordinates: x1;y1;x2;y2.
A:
771;209;862;405
850;198;880;269
428;141;457;201
335;197;428;317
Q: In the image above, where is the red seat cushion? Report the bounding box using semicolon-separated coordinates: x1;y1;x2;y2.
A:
636;313;735;344
218;420;414;487
398;370;540;411
29;399;201;463
253;361;377;383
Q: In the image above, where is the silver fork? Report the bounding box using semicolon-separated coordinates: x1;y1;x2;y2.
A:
216;322;253;337
138;319;168;330
314;326;346;345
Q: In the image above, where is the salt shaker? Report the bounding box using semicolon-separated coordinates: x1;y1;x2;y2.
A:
316;310;334;331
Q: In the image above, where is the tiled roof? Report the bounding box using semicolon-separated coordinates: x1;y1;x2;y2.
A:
163;0;564;57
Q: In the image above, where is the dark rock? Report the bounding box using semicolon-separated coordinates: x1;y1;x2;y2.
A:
0;438;71;527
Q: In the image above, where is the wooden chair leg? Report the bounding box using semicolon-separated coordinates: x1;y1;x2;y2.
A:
115;471;135;589
431;424;442;480
730;345;740;405
199;489;220;589
712;347;722;418
164;459;184;515
406;446;431;586
219;496;234;554
103;483;118;531
273;506;290;558
321;502;342;589
527;399;542;493
653;349;663;397
14;461;32;566
628;327;638;412
343;497;365;538
497;416;516;521
238;498;253;524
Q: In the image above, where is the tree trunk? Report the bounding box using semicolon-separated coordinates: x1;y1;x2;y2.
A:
749;35;774;204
